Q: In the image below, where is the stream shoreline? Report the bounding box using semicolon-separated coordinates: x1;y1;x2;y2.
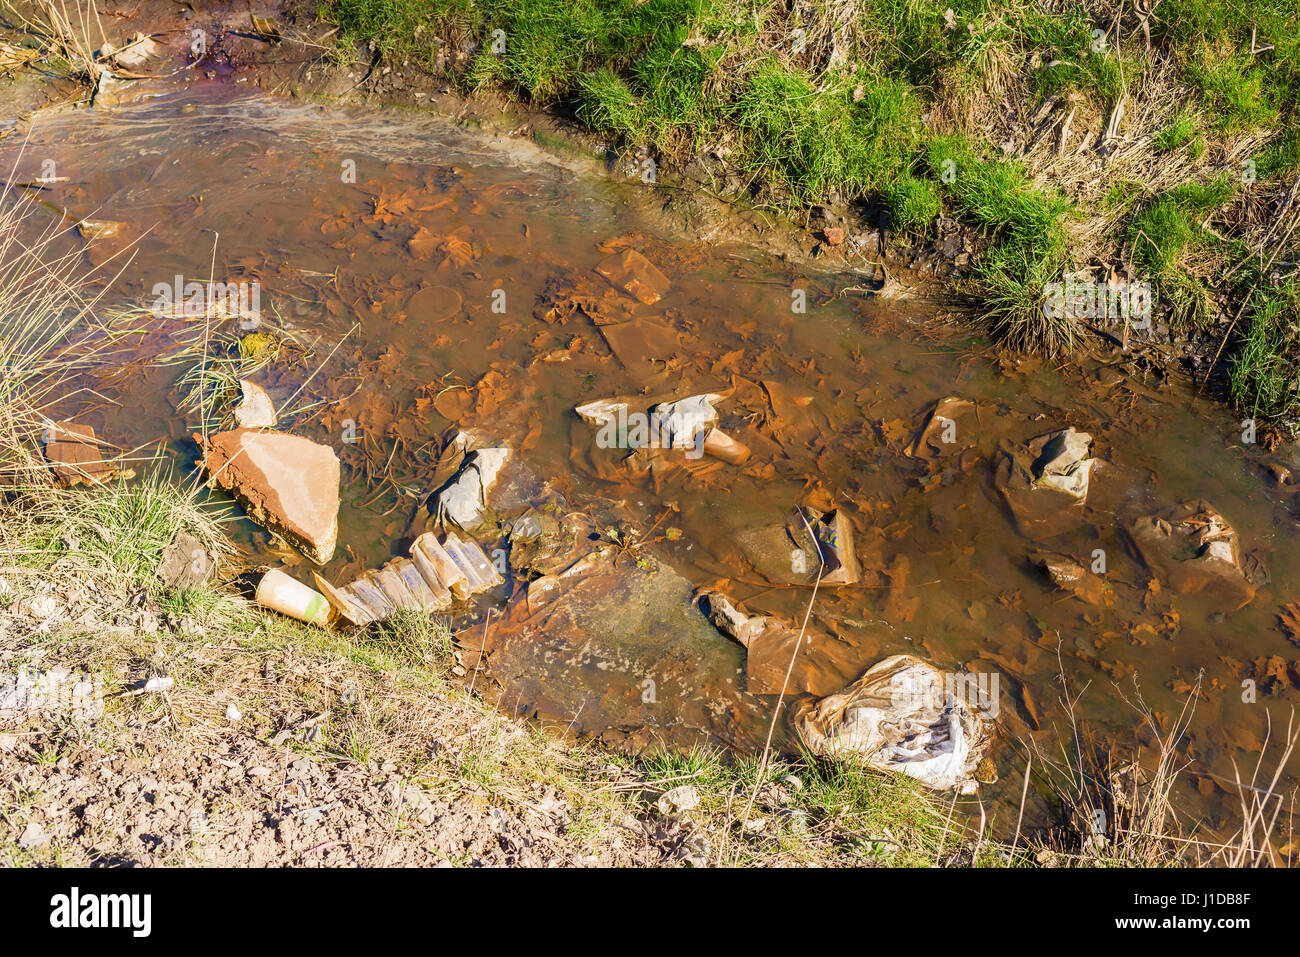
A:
1;2;1297;869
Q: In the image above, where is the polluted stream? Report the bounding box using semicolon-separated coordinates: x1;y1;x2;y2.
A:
10;85;1300;837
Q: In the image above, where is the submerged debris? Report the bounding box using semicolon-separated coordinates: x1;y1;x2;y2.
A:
594;248;671;305
43;421;132;486
906;396;976;459
574;392;749;470
732;505;860;587
699;588;870;695
432;446;511;530
1128;500;1259;611
1032;552;1104;605
995;426;1098;537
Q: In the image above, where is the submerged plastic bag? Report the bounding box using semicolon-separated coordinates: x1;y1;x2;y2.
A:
794;654;992;793
433;446;511;529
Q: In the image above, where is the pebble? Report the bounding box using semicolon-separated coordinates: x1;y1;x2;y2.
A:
18;821;49;850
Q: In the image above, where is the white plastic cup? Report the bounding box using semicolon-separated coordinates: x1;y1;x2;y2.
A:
256;568;330;627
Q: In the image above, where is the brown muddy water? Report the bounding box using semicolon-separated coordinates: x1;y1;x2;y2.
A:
8;84;1300;836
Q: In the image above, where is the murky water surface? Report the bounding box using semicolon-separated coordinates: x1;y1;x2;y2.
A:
10;85;1300;832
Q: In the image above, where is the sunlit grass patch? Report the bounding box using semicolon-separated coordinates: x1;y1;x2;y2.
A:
1128;175;1236;327
1152;109;1200;153
731;60;922;205
0;470;234;585
1228;279;1300;422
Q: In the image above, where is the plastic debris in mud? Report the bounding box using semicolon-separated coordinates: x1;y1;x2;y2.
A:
699;589;870;696
796;506;860;585
994;426;1099;538
1128;500;1262;611
906;395;976;459
96;33;161;71
731;505;860;588
1030;427;1096;499
1032;551;1105;605
594;248;671;305
311;531;503;626
574;392;751;469
793;654;994;793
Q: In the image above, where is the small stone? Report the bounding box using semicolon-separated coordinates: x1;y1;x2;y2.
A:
225;704;242;722
157;531;216;588
18;821;48;850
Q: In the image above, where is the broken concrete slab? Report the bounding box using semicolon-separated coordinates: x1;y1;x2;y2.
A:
196;428;340;564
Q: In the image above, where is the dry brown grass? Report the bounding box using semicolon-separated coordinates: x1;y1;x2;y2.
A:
0;184;126;484
1021;656;1298;867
